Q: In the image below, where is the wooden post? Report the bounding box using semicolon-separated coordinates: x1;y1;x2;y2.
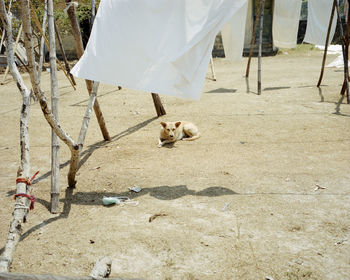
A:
54;21;76;85
345;2;350;104
37;0;47;84
335;0;350;103
317;0;336;87
68;82;98;187
210;55;217;81
65;0;111;141
245;0;262;78
0;0;32;272
151;93;166;117
257;0;265;95
47;0;60;213
90;0;95;32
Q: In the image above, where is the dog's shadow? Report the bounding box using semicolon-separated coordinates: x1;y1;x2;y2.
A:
64;184;238;205
160;142;176;149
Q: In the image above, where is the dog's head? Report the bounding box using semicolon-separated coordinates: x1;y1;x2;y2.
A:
160;121;181;139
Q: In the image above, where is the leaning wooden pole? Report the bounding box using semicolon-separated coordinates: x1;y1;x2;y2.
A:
29;1;76;90
54;21;76;85
47;0;60;213
317;0;336;87
67;82;98;187
65;0;111;140
335;0;350;103
7;0;99;191
257;0;265;95
37;0;47;85
151;93;167;117
245;0;262;78
90;0;95;32
0;0;33;272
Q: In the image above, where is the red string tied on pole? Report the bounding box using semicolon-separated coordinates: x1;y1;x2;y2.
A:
14;193;36;210
14;171;39;210
15;171;39;186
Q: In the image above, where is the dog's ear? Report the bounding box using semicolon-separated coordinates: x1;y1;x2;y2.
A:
160;122;167;128
175;121;181;128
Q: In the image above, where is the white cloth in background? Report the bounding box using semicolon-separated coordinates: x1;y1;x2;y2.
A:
303;0;337;46
221;0;248;61
71;0;247;100
272;0;302;48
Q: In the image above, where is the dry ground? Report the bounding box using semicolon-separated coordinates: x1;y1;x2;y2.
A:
0;45;350;280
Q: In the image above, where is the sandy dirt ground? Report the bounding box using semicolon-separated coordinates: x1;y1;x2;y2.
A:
0;45;350;280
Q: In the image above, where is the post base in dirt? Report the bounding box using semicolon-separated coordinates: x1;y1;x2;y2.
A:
151;93;166;117
50;193;60;213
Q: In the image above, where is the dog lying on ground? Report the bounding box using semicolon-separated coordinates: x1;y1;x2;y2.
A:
158;121;200;147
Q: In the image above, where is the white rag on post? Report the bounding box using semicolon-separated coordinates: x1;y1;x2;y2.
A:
221;0;248;61
272;0;302;48
303;0;337;46
70;0;247;100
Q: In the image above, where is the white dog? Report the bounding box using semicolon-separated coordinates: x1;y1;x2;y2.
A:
158;121;200;147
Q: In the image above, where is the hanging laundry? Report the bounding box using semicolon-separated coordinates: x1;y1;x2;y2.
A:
221;0;249;61
71;0;248;100
303;0;337;46
273;0;302;48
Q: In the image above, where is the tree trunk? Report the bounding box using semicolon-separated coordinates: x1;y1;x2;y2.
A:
47;0;60;213
0;1;32;272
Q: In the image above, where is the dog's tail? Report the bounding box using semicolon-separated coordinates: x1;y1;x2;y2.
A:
182;133;201;141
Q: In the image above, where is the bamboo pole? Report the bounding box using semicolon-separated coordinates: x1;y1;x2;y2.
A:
335;0;350;103
54;21;76;85
245;0;262;78
257;0;265;95
2;24;22;82
65;0;111;141
317;0;336;87
0;1;32;272
47;0;60;213
37;0;47;84
29;1;76;90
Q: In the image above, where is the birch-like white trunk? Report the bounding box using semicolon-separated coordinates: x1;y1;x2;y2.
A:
0;0;31;272
47;0;60;213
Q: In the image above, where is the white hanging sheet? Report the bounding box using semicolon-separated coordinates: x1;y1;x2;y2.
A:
303;0;337;46
272;0;302;48
71;0;247;100
221;0;248;61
